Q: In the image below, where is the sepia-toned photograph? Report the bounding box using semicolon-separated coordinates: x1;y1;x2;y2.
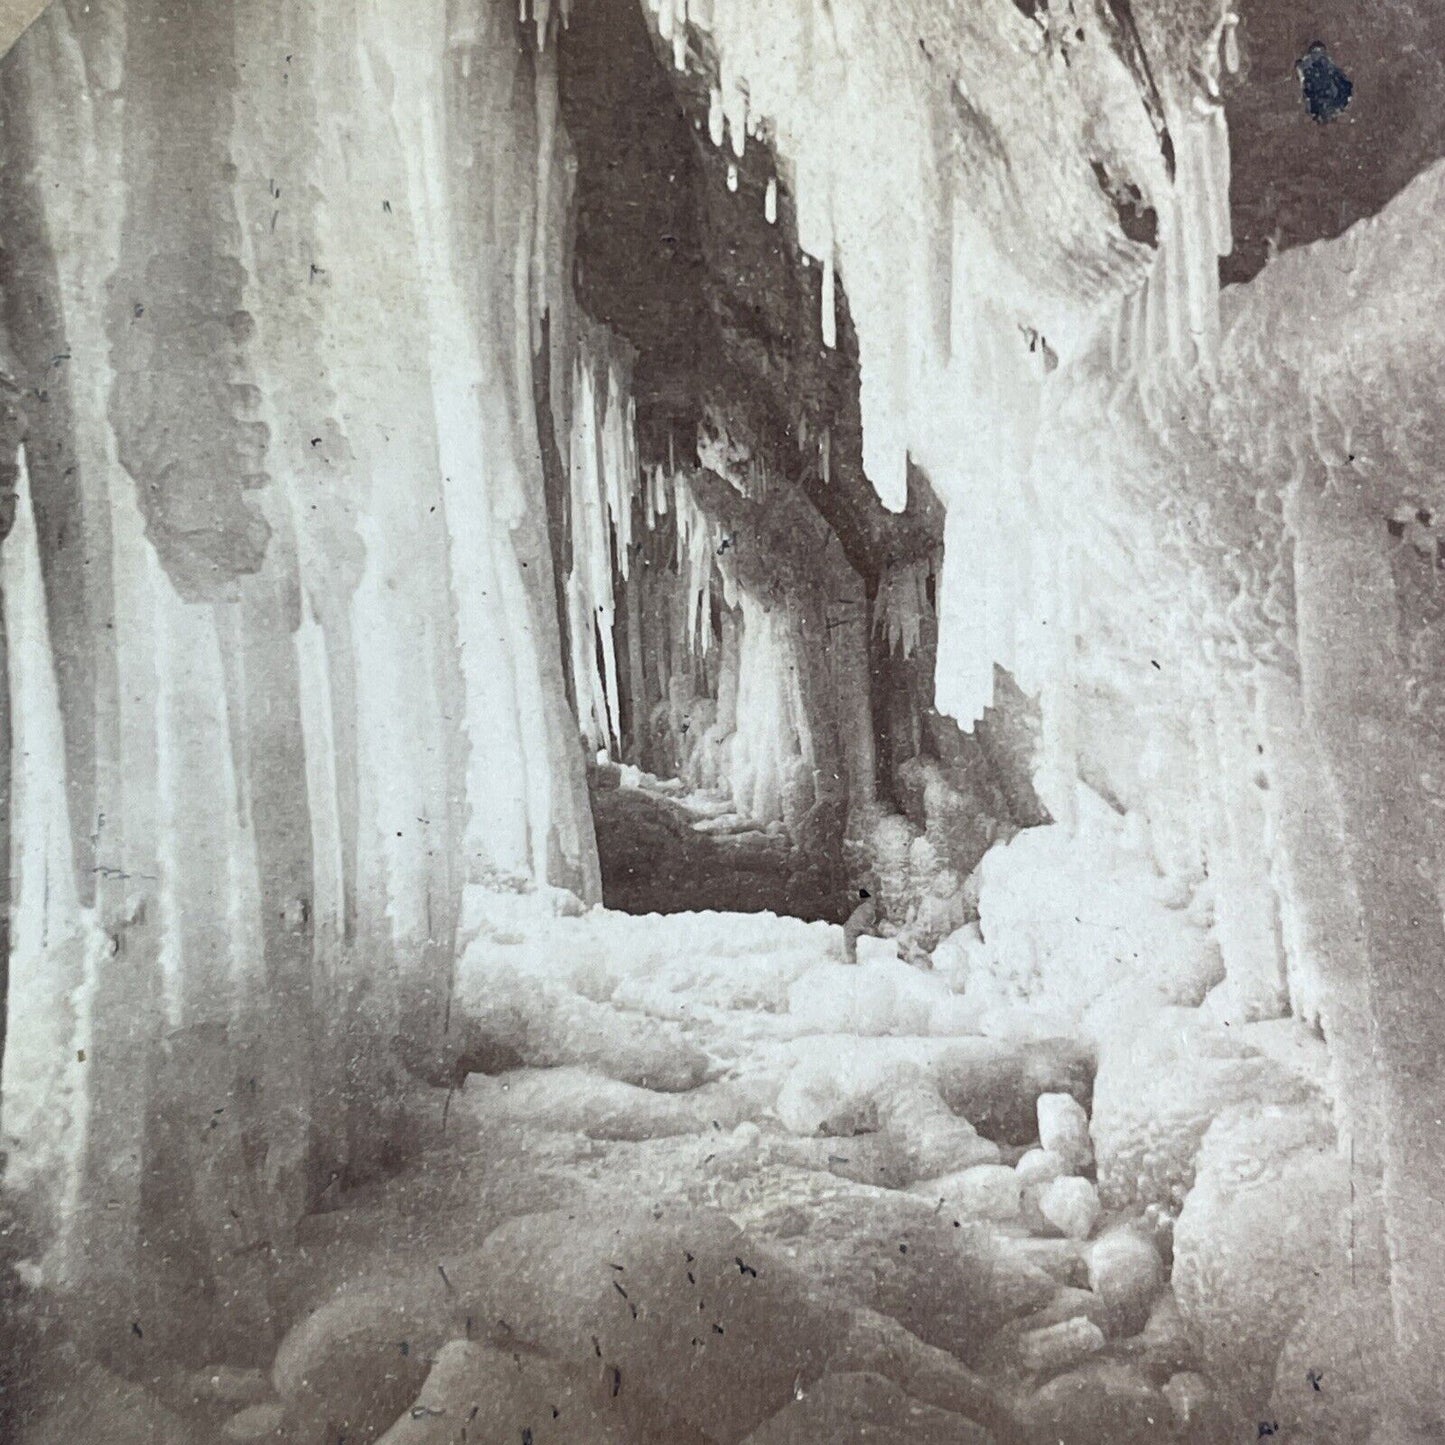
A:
0;0;1438;1440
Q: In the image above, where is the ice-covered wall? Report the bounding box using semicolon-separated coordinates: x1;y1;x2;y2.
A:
0;0;598;1361
1050;165;1445;1436
632;8;1445;1425
643;0;1255;964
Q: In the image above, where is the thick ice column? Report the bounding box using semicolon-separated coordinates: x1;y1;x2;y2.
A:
0;0;602;1356
726;592;818;825
0;0;163;1346
1252;661;1383;1164
1291;476;1445;1442
827;577;876;822
0;446;103;1275
1195;691;1288;1021
436;0;601;896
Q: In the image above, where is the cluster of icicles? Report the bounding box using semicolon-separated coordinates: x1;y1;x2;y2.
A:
638;0;1239;756
517;0;571;47
1110;14;1239;389
571;0;1236;775
565;331;638;756
565;330;741;757
874;557;934;658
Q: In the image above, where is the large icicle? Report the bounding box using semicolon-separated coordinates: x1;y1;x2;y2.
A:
0;447;104;1267
874;557;932;657
564;325;645;755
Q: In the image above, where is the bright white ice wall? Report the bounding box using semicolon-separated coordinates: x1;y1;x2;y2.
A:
0;0;599;1353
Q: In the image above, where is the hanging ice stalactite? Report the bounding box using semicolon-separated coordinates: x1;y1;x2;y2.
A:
727;85;748;159
0;445;103;1219
874;558;931;657
671;468;722;657
822;253;837;349
765;175;777;224
727;162;739;193
564;324;645;757
672;0;689;71
1114;4;1236;386
518;0;553;47
1223;13;1240;73
708;87;725;148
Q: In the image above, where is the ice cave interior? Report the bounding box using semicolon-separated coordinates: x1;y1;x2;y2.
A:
1;0;1445;1441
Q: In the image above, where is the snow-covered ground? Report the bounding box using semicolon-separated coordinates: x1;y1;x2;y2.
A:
29;813;1351;1445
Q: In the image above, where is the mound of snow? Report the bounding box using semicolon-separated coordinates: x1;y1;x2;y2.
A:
1091;1006;1320;1211
787;955;952;1037
945;808;1223;1043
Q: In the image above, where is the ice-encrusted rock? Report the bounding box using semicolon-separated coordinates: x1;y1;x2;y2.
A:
741;1371;990;1444
277;1204;814;1444
829;1308;1023;1442
771;1050;987;1165
973;1282;1109;1375
1091;1006;1318;1211
770;1034;1088;1151
1013;1286;1111;1335
1015;1147;1070;1189
1086;1225;1164;1337
1172;1100;1350;1411
994;1236;1089;1289
1037;1092;1092;1167
1037;1177;1101;1240
465;1206;841;1444
272;1275;460;1444
372;1341;629;1445
754;1189;1053;1363
1021;1361;1167;1445
17;1360;199;1445
911;1163;1021;1221
220;1403;286;1442
774;1053;880;1137
1017;1316;1106;1375
448;964;710;1093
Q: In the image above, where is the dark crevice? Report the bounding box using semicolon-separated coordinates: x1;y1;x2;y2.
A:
1090;160;1159;248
